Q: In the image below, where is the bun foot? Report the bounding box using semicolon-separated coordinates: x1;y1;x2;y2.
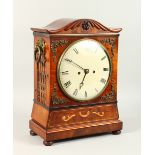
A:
30;130;37;136
43;140;53;146
112;130;121;135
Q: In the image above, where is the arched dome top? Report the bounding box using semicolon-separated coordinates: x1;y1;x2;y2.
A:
31;18;122;34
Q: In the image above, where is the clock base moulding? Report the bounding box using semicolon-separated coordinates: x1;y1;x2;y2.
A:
29;103;122;146
29;119;122;146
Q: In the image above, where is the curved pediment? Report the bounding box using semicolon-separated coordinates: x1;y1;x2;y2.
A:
31;18;122;34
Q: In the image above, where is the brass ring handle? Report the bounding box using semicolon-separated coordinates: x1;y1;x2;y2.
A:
34;45;41;63
34;38;45;63
79;111;90;118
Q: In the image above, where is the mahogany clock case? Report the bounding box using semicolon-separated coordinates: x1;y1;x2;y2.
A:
29;19;123;145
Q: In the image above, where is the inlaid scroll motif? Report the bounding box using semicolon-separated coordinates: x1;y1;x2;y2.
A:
51;40;68;63
34;38;47;104
100;37;116;56
92;111;105;117
62;114;76;122
79;111;90;118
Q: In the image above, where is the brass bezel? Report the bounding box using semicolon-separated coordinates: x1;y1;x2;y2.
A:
57;38;112;102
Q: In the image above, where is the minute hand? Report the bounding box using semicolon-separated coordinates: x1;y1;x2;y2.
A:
65;58;85;71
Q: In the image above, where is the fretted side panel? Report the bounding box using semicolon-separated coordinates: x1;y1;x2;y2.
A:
32;35;51;127
33;36;51;107
34;37;47;105
37;46;46;104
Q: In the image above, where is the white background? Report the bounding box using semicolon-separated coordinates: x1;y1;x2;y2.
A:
13;0;140;155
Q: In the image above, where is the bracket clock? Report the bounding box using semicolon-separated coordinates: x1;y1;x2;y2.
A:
29;18;123;146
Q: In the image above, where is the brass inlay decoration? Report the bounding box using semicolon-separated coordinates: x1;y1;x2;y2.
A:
51;84;69;105
51;40;68;63
34;38;47;105
79;111;90;118
62;114;75;122
100;37;116;56
100;85;116;101
92;111;105;117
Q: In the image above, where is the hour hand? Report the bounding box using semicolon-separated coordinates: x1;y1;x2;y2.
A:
79;82;84;89
79;70;88;89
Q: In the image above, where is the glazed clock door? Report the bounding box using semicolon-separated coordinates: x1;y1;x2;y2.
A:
57;39;111;101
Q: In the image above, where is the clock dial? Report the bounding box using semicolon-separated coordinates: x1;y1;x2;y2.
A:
57;39;111;101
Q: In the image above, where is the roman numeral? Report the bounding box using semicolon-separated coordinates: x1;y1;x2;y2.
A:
85;91;87;98
73;89;78;96
65;58;72;62
103;68;109;71
101;56;106;61
62;71;69;75
64;81;71;88
95;88;98;92
100;78;106;84
73;48;78;54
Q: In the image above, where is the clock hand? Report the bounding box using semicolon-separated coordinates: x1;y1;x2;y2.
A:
79;69;89;89
65;58;85;71
64;58;89;89
79;74;86;89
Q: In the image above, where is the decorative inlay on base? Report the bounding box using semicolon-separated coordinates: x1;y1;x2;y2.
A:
62;115;76;122
62;110;105;122
92;111;105;117
47;104;118;128
79;111;90;118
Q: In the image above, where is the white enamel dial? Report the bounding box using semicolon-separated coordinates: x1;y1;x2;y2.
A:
57;39;111;101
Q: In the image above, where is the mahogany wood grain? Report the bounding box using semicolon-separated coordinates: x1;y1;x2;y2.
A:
29;119;122;142
47;104;119;128
31;18;122;34
30;18;123;145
